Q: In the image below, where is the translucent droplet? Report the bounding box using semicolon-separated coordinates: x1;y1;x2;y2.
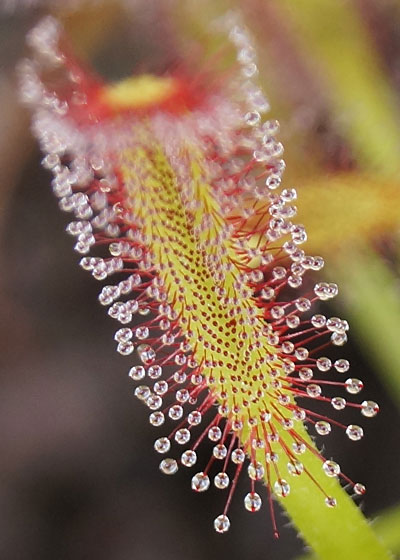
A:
286;315;300;329
295;347;308;360
149;411;164;426
287;461;303;476
148;365;162;379
292;408;306;421
191;472;210;492
175;353;187;366
109;242;122;256
213;445;227;460
354;482;366;495
214;514;230;533
278;394;290;405
248;462;264;481
334;359;350;373
288;275;302;288
137;344;156;365
175;428;190;445
242;62;258;78
231;448;245;464
146;394;162;410
266;174;282;190
117;341;134;356
325;496;337;508
295;297;311;312
267;432;279;442
292;442;306;455
244;110;261;126
281;419;294;430
208;427;222;442
115;328;132;343
274;479;290;497
168;405;184;421
232;419;244;431
345;378;363;394
129;366;145;381
173;372;187;384
322;460;340;477
299;367;313;381
361;400;379;418
260;411;271;422
331;332;347;346
187;356;198;369
154;381;168;395
134;385;150;401
159;458;178;475
154;437;170;454
326;317;347;333
317;357;332;372
191;373;204;386
346;424;364;441
181;450;197;467
271;305;285;319
214;472;230;489
254;149;270;162
244;492;262;512
311;314;326;328
262;119;280;135
188;411;202;426
261;287;275;300
307;384;322;398
266;452;279;464
281;341;294;354
176;389;189;403
135;326;149;340
314;282;338;301
159;318;170;331
218;404;229;416
331;397;346;411
138;306;150;316
315;421;331;436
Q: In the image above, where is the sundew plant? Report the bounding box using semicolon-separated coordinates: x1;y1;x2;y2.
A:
17;6;393;560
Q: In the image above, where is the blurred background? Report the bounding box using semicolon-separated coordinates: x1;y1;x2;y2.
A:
1;1;400;559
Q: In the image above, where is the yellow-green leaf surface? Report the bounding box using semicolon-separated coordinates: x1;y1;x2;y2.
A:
120;142;392;560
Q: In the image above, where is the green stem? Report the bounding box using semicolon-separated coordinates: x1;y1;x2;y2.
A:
297;503;400;560
260;425;393;560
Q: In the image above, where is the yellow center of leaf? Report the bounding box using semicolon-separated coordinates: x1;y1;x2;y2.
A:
101;75;178;110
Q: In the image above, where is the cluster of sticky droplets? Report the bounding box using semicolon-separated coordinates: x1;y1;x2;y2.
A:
19;13;380;536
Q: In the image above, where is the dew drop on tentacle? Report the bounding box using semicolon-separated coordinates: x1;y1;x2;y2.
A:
20;11;379;538
192;472;211;493
323;460;341;478
214;514;230;533
361;400;379;418
160;458;179;475
354;483;366;496
244;492;262;512
274;480;290;498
